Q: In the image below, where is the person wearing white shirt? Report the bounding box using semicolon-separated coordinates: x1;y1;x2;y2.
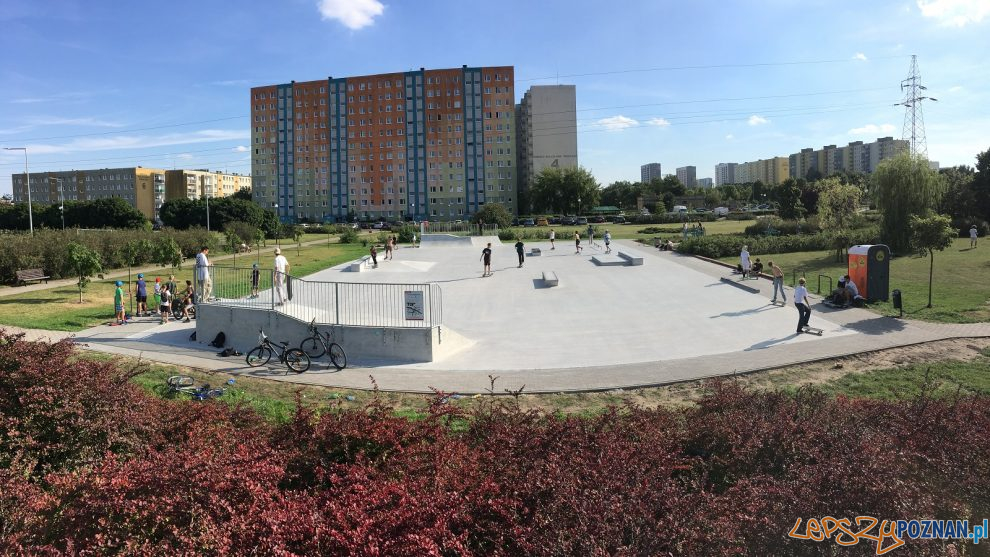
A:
970;225;978;248
843;275;861;305
794;277;811;333
739;245;751;278
195;247;212;302
273;248;290;305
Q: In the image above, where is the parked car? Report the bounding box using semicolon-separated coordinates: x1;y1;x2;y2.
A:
511;218;520;226
610;215;627;224
561;216;577;226
549;216;562;225
693;207;709;213
575;217;589;225
589;216;606;223
522;218;535;227
536;217;549;226
359;222;371;229
713;207;730;217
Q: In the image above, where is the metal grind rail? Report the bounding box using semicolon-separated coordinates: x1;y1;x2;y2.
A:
199;265;442;328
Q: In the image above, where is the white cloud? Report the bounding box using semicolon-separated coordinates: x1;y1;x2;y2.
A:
849;123;897;135
646;117;671;128
177;153;194;160
748;115;769;126
234;145;249;152
212;79;250;87
317;0;384;29
917;0;990;26
725;134;734;140
853;52;868;61
596;115;638;131
948;85;964;92
24;129;250;155
29;116;123;128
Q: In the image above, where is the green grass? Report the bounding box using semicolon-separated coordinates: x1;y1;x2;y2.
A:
718;238;990;323
0;242;371;332
821;359;990;400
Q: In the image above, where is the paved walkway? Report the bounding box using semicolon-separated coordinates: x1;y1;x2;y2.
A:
6;239;987;394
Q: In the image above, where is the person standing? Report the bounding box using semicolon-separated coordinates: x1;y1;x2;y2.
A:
970;225;979;248
153;277;162;311
370;245;378;267
603;230;612;254
135;273;148;317
113;281;126;325
549;228;556;250
159;283;172;324
384;236;393;260
574;231;583;254
740;245;751;278
273;247;289;306
794;277;811;334
250;263;260;298
166;274;178;302
769;260;787;304
587;223;595;246
181;280;195;322
195;246;212;302
481;242;493;276
515;238;525;268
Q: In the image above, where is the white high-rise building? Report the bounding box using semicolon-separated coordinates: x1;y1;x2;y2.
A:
517;85;578;211
676;166;697;188
715;163;737;186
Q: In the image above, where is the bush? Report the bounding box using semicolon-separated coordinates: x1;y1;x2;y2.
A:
951;216;989;238
631;213;716;225
3;335;987;555
338;227;359;244
677;227;880;259
637;226;683;234
743;217;821;236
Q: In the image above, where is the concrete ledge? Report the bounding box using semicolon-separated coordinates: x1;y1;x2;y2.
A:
196;304;468;364
530;248;542;256
348;255;372;272
591;255;626;266
719;276;761;293
542;271;559;287
617;251;645;266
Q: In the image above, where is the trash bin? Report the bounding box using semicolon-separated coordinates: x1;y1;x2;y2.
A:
848;244;891;302
892;289;902;317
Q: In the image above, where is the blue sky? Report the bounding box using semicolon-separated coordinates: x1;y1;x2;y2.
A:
1;0;988;196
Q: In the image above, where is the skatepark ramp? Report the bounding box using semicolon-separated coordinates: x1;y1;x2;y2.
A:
419;234;502;247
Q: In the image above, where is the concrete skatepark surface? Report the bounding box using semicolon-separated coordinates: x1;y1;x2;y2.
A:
21;237;987;393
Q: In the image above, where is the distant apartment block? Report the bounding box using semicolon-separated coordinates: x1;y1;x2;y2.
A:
12;167;166;222
251;65;517;223
517;85;578;210
735;157;790;185
165;169;251;201
788;136;908;180
676;166;697;188
697;177;713;188
640;162;663;183
714;162;737;186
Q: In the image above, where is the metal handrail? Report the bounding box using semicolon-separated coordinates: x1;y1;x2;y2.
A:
817;274;833;295
791;268;806;287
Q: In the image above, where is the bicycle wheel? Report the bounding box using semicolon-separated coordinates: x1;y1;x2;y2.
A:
328;343;347;370
299;336;326;359
246;346;272;367
284;348;311;373
167;375;195;388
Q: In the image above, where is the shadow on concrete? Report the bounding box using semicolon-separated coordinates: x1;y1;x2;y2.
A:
711;305;776;318
745;334;799;350
841;316;908;335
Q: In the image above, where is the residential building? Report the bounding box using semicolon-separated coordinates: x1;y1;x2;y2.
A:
714;162;737;186
640;162;663;184
251;65;516;223
697;177;713;188
11;167;167;222
165;169;252;201
722;137;908;185
517;85;577;211
788;147;820;180
676;166;697;188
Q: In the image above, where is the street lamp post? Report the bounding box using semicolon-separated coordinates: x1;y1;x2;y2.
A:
205;182;211;232
274;203;280;246
4;147;32;235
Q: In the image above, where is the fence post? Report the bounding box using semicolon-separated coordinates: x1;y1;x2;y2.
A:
335;282;340;325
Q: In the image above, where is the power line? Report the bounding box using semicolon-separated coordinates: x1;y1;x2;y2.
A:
6;115;247;142
0;145;247;168
517;56;909;82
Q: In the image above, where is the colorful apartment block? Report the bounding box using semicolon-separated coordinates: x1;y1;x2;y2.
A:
12;167;166;222
250;65;517;223
164;169;251;201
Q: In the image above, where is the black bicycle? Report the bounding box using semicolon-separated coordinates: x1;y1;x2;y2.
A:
299;318;347;370
246;330;311;373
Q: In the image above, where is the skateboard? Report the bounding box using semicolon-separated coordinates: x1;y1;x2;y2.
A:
801;326;824;336
770;300;786;306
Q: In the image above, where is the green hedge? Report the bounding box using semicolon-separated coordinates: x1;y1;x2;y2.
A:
0;228;221;284
676;227;880;259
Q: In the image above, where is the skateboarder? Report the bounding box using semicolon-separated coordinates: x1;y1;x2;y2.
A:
515;238;525;267
603;230;612;254
113;281;126;325
370;245;378;267
574;231;582;254
794;277;812;333
769;261;786;304
740;245;751;278
481;242;493;276
549;228;555;250
135;273;148;317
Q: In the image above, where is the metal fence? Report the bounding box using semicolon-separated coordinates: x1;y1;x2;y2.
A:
199;265;442;328
417;221;499;235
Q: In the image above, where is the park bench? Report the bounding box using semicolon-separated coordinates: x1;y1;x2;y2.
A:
15;268;49;285
542;271;559;287
348;255;373;272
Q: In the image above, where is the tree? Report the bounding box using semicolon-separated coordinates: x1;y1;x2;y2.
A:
471;203;512;229
775;179;806;220
909;214;956;308
121;239;152;315
972;147;990;221
530;167;600;215
817;178;862;261
872;154;945;253
703;189;722;208
66;243;102;303
152;236;182;270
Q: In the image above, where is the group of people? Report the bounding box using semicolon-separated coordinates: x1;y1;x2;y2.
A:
113;273;195;326
369;235;400;267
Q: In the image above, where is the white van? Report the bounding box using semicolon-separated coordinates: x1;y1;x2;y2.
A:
672;205;688;213
713;207;730;217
